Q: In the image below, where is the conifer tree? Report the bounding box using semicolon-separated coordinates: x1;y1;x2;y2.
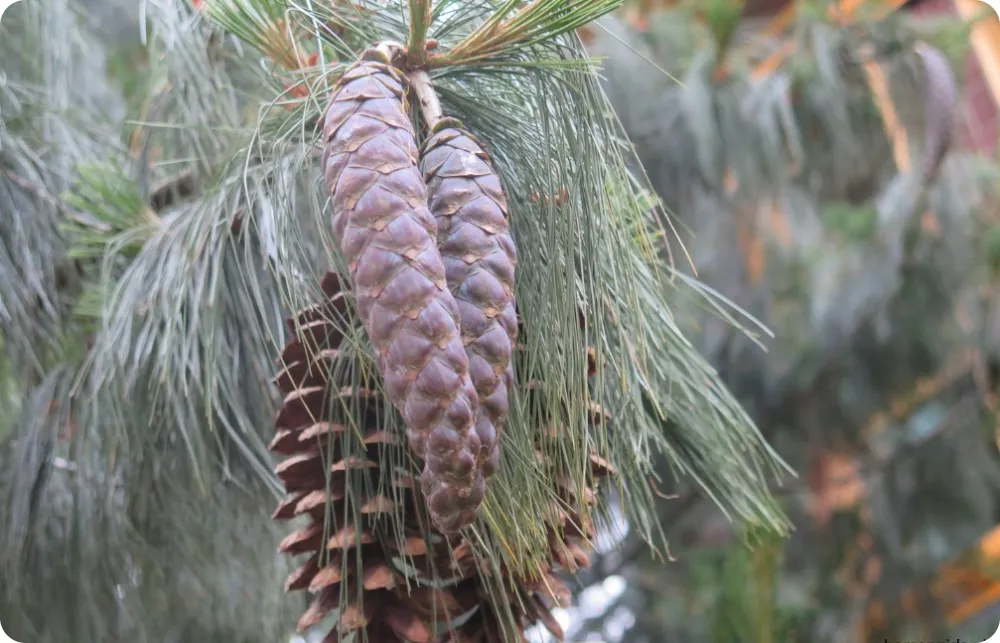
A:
583;3;1000;641
0;1;791;641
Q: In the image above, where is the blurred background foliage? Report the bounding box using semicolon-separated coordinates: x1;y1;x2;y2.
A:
578;0;1000;641
5;0;1000;641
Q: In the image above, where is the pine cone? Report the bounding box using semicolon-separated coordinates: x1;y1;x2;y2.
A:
446;446;613;643
271;272;611;642
408;314;608;643
271;272;463;642
357;448;609;643
322;49;485;532
420;119;518;478
915;42;957;182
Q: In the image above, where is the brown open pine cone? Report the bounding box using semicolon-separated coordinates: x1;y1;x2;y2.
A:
271;272;613;642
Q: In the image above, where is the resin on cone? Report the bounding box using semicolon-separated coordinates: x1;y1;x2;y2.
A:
420;118;518;479
322;48;485;533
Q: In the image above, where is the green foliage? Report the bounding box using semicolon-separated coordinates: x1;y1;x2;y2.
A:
694;0;745;57
675;527;808;643
821;201;879;242
586;3;1000;640
60;161;161;331
984;224;1000;278
62;162;152;261
103;34;153;118
920;17;976;65
0;0;123;379
432;0;625;65
0;0;791;641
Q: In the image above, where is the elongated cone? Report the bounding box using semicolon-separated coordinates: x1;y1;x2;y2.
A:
420;118;518;478
322;49;484;532
915;42;957;183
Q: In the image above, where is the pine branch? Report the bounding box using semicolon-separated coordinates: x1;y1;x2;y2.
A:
407;0;434;67
430;0;623;67
0;2;800;641
407;69;444;129
2;5;302;641
0;0;126;379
